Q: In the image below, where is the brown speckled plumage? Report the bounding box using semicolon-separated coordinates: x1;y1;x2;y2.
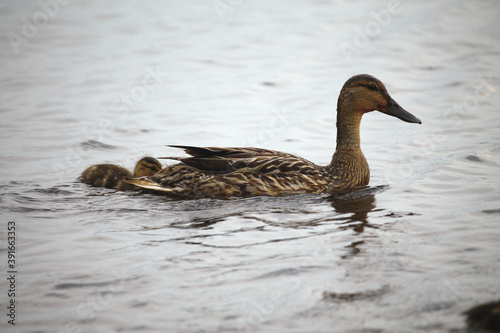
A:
123;74;421;198
80;157;162;191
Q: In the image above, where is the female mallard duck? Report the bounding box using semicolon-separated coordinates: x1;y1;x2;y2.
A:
80;156;162;191
123;74;421;199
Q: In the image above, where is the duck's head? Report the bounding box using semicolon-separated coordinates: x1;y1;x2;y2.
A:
134;157;162;177
338;74;421;124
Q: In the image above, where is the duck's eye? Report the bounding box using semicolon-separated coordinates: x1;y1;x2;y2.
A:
367;83;378;91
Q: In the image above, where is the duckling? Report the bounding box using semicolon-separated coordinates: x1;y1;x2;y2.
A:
80;156;162;191
123;74;421;199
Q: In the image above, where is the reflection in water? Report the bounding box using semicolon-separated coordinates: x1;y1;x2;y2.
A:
328;185;387;233
323;284;390;303
327;185;387;260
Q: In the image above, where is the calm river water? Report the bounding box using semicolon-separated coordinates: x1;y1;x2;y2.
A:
1;1;499;332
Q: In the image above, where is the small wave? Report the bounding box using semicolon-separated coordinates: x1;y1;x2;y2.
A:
80;140;118;150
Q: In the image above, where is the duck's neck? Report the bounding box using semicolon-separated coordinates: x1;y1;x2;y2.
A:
326;98;370;187
335;110;362;151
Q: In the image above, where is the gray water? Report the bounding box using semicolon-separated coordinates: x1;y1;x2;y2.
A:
1;1;500;332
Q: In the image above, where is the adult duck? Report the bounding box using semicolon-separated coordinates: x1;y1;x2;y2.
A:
124;74;421;198
80;156;162;191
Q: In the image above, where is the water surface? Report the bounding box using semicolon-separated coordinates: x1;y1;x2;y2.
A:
1;1;500;332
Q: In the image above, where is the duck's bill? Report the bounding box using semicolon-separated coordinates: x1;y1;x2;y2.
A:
385;96;422;124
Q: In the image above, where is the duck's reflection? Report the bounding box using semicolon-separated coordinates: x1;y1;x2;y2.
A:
327;185;387;259
328;185;386;231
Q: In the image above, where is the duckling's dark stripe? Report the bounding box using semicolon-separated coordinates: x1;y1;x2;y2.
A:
141;159;162;173
141;156;160;165
103;172;119;189
141;164;157;172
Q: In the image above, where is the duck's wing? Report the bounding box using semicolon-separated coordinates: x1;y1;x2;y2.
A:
160;145;319;174
168;145;295;158
124;145;327;197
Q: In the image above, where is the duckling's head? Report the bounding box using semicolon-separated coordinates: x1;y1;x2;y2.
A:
338;74;421;124
134;157;162;177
